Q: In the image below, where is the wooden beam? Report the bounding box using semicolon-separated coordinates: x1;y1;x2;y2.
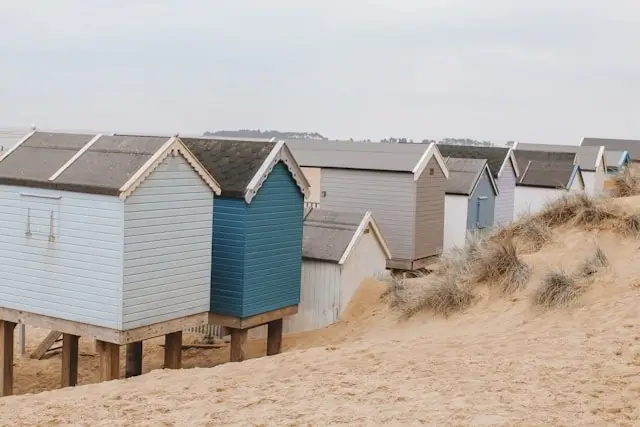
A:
96;340;119;382
266;319;283;356
30;331;62;360
125;342;143;378
208;305;298;330
0;321;16;396
0;307;208;345
229;328;248;362
163;332;182;369
61;334;79;387
17;324;25;356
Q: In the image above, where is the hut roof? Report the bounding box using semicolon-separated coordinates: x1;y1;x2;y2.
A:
181;138;310;203
0;131;221;198
436;144;519;178
283;140;449;179
605;150;631;169
517;160;583;190
581;137;640;160
302;208;391;264
514;142;604;172
443;157;499;196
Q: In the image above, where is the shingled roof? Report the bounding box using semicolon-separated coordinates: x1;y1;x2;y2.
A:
436;144;518;178
517;160;582;189
443;157;499;196
581;137;640;160
513;149;577;169
180;137;309;203
302;208;391;264
514;142;603;171
283;139;449;179
0;132;221;197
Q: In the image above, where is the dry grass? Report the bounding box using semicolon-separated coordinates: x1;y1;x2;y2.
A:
534;268;584;308
613;212;640;237
471;238;532;294
577;246;609;278
401;274;476;318
537;193;619;230
611;168;640;198
492;216;553;253
535;246;609;308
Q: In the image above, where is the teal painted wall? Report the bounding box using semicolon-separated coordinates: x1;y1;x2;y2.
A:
209;162;304;318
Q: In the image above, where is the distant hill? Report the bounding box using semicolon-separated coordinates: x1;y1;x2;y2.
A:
203;129;328;140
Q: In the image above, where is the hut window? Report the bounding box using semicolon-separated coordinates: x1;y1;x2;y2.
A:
20;193;61;241
429;168;434;175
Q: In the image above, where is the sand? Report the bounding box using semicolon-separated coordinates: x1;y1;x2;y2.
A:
3;203;640;425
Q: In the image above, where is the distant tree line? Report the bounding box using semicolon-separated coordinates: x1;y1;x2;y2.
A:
204;129;499;146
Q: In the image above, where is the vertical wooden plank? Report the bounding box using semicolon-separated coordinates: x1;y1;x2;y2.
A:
163;332;182;369
17;324;25;356
125;342;143;378
61;334;79;388
96;340;120;382
266;319;283;356
229;328;248;362
0;321;16;396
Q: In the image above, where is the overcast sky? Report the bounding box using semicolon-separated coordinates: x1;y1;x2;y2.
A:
0;0;638;144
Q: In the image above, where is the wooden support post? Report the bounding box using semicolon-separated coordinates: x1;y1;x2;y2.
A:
96;340;119;382
163;332;182;369
30;331;62;360
61;334;79;388
229;328;248;362
17;324;25;356
125;342;143;378
0;321;16;396
266;319;283;356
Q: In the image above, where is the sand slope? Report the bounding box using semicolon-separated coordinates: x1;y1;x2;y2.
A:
3;208;640;424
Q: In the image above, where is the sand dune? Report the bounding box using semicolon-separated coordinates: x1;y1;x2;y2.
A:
3;201;640;425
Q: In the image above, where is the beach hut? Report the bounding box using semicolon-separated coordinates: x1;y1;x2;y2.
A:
251;208;391;338
180;137;310;360
283;139;449;272
436;144;519;226
0;131;221;393
514;142;606;196
513;150;585;219
442;158;499;251
605;150;632;174
581;137;640;165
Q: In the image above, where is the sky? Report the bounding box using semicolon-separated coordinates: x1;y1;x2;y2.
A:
0;0;639;144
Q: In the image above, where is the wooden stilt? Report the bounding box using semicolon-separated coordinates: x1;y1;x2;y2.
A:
0;321;16;396
266;318;283;356
17;324;25;356
163;332;182;369
125;342;143;378
96;340;119;382
229;328;248;362
61;334;79;388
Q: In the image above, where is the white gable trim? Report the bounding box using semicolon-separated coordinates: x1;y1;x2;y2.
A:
595;145;606;170
338;210;392;265
413;142;450;180
119;137;222;200
469;163;500;197
0;129;37;163
497;148;520;178
48;133;103;181
244;140;310;204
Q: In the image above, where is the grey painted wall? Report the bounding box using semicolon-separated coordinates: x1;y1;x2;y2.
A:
494;160;516;225
414;156;446;258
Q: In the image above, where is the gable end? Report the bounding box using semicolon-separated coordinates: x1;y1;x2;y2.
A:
245;141;310;204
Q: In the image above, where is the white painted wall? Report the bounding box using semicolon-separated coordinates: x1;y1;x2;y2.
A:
338;228;388;313
250;227;388;338
0;186;124;329
123;155;213;329
301;167;321;205
514;186;564;220
443;195;468;251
